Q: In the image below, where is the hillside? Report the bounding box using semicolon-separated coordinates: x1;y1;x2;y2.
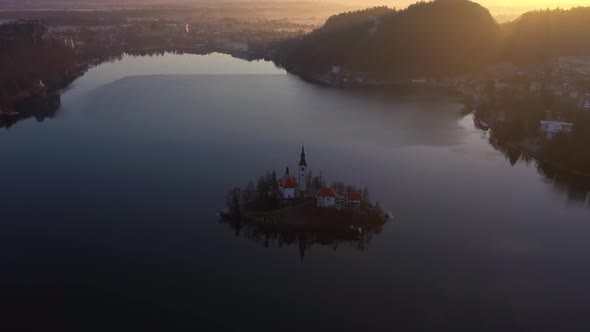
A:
276;0;502;78
276;0;590;78
0;20;77;101
503;7;590;63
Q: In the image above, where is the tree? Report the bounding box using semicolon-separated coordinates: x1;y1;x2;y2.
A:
345;184;359;194
310;173;325;191
331;181;346;195
305;169;313;191
242;180;255;204
275;0;502;78
270;171;281;207
227;187;243;218
256;175;268;209
374;200;382;212
362;187;370;202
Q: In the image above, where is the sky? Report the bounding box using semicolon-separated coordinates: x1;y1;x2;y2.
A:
344;0;589;21
371;1;587;12
0;0;587;22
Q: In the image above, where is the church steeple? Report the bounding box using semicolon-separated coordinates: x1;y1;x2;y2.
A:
299;146;307;167
285;167;290;175
298;145;307;193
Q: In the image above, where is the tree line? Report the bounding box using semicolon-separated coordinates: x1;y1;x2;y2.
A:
0;21;78;107
226;169;373;217
275;0;590;77
227;169;327;216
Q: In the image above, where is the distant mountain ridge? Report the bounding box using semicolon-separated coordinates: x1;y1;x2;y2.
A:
276;0;590;77
503;6;590;63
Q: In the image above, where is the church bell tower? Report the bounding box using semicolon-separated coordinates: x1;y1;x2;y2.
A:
299;146;307;193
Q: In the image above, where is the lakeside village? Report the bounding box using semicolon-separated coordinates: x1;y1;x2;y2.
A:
306;60;590;177
3;19;590;176
220;147;392;234
461;60;590;177
0;17;310;116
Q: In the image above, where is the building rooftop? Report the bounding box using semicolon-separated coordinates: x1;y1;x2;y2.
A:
317;187;337;198
347;192;363;201
282;176;296;189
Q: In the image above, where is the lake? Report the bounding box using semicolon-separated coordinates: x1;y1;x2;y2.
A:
1;52;589;331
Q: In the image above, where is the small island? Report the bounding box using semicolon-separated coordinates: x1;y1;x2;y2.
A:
220;146;391;235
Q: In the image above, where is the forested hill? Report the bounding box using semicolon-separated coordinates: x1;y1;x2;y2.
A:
275;0;590;78
0;21;77;95
275;0;502;78
503;7;590;64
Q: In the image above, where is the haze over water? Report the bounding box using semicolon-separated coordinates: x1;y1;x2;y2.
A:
1;53;589;331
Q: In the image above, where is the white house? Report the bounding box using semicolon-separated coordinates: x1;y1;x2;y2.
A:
316;187;337;208
279;167;296;199
540;121;574;140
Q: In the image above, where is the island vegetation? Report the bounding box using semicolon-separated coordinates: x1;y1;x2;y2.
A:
220;167;389;259
221;149;390;238
225;170;385;217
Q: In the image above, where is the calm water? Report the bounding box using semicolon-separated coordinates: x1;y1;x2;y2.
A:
2;53;589;331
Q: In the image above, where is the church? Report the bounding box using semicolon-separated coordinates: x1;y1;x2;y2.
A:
279;146;307;199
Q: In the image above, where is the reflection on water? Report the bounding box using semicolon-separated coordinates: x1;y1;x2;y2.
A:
538;163;590;205
4;50;589;204
2;52;590;330
219;217;384;260
486;127;590;207
0;94;61;129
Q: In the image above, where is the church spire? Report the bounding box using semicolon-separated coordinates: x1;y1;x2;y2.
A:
299;145;307;166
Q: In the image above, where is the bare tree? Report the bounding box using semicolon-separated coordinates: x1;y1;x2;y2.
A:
362;187;370;202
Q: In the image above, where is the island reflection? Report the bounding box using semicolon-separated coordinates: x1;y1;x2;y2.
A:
219;217;384;260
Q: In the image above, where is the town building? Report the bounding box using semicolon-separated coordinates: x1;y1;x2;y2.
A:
346;192;362;208
278;146;308;200
279;167;296;200
316;187;337;208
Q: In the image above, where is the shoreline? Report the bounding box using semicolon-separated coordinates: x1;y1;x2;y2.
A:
505;141;590;179
220;201;389;233
8;47;590;181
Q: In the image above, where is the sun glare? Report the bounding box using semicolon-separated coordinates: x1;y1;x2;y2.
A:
373;0;587;12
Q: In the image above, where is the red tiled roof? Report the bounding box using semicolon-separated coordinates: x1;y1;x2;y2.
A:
317;187;337;198
280;174;291;186
282;176;296;189
347;192;362;201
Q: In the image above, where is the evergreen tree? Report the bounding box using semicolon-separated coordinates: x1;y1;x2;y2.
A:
226;187;242;218
242;180;256;204
270;171;281;208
